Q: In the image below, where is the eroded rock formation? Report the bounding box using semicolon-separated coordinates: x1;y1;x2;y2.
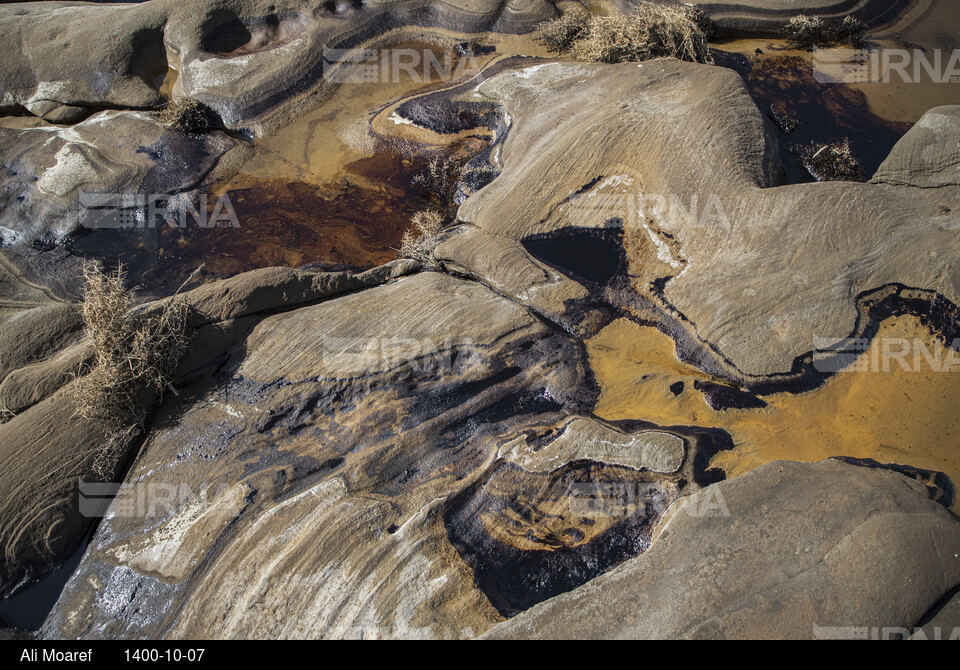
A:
2;0;959;641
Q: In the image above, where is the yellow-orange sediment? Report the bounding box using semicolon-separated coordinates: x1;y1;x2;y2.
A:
588;316;960;505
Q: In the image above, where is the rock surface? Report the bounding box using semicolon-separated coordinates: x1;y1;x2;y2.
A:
41;271;723;638
434;225;602;336
0;389;128;599
503;417;685;474
3;0;959;641
0;2;171;122
0;0;557;135
0;260;418;600
482;459;960;639
0;110;244;244
872;105;960;188
457;60;960;380
913;590;960;640
1;0;899;132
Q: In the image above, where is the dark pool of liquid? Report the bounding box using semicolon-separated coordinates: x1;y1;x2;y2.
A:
0;531;91;632
444;461;677;617
522;227;626;286
718;51;912;184
67;138;489;300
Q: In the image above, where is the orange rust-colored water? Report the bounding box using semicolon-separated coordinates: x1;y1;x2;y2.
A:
154;136;489;283
588;317;960;505
149;38;547;289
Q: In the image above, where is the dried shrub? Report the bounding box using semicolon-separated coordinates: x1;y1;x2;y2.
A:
537;4;713;64
399;210;444;267
831;15;868;49
768;103;799;135
412;156;462;209
73;263;192;431
792;139;865;182
412;154;494;213
156;98;217;134
785;14;824;49
536;7;591;54
90;424;139;481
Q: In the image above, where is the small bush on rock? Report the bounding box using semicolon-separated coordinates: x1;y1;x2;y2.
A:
536;3;713;64
412;156;464;210
399;210;444;267
786;14;825;49
73;263;191;430
536;7;591;54
792;139;865;182
787;14;868;49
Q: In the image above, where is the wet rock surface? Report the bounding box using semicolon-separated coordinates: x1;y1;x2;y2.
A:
2;0;960;641
482;459;960;639
41;271;717;638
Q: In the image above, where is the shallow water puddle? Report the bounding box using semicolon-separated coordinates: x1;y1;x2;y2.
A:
72;40;511;296
588;316;960;505
714;0;960;182
445;460;680;616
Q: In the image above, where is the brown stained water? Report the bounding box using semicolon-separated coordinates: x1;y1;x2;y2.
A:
732;53;911;181
153;138;490;285
71;39;518;297
588;317;960;506
715;0;960;182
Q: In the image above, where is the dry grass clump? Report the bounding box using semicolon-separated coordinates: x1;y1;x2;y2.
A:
90;424;139;481
73;263;191;431
792;139;865;182
536;4;713;64
786;14;867;49
785;14;824;49
399;210;444;267
157;98;217;134
536;6;591;54
412;154;494;214
412;156;463;210
832;15;867;49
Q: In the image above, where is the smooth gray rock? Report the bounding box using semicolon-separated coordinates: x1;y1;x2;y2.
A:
458;60;960;379
0;110;243;244
482;459;960;639
872;106;960;188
